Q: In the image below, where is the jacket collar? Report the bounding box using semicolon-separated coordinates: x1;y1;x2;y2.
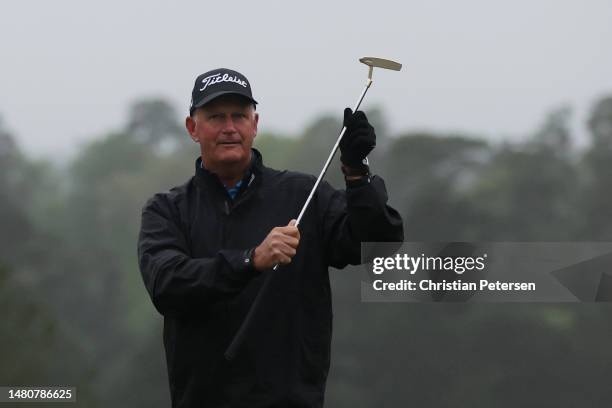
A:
194;148;264;191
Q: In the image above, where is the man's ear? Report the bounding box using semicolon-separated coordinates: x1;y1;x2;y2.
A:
186;115;198;142
253;112;259;137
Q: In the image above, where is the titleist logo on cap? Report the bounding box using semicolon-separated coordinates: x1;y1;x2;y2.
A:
200;73;248;92
189;68;257;114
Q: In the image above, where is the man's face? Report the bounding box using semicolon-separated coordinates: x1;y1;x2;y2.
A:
186;95;258;171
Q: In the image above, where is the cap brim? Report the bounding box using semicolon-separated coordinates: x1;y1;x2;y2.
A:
191;91;258;112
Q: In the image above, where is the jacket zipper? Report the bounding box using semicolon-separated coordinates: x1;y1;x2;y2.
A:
231;174;257;211
221;173;256;245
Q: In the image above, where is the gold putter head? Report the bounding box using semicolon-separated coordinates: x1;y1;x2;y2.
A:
359;57;402;80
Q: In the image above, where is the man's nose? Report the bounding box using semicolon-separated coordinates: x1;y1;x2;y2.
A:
222;116;238;132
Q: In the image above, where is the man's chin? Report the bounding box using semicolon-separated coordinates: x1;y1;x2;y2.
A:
217;151;249;165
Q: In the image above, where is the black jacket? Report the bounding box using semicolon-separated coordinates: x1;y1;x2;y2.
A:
138;149;403;407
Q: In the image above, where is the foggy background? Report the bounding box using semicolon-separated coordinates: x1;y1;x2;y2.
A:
2;1;612;407
1;0;611;158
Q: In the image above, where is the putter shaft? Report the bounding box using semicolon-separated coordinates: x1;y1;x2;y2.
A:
295;78;373;226
271;79;372;270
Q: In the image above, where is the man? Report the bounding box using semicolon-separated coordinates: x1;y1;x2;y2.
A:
138;68;403;407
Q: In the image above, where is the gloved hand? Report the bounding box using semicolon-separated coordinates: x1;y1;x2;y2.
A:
340;108;376;168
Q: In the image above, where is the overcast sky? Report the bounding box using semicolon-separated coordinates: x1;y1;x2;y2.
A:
1;0;611;159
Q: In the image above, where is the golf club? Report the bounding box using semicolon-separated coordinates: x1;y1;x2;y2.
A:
225;56;402;361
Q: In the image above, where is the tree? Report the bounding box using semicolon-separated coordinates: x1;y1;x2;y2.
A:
530;105;572;156
126;98;186;152
588;96;612;149
577;95;612;239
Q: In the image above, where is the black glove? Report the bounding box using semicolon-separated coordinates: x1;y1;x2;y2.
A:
340;108;376;169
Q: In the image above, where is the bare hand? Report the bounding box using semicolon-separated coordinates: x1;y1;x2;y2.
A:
253;220;300;270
